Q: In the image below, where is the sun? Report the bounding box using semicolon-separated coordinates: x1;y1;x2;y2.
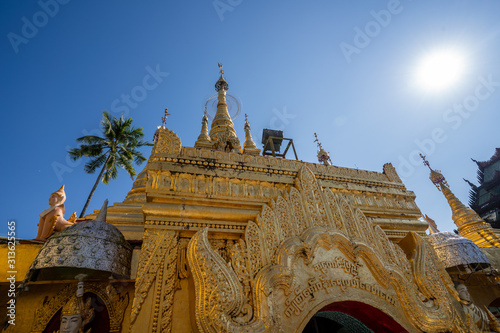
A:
416;50;465;91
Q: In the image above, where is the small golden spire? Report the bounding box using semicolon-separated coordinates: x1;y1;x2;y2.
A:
314;133;332;166
195;106;212;149
242;114;260;155
421;154;500;248
209;63;240;152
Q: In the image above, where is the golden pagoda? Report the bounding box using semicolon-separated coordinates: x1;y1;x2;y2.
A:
421;153;500;248
3;66;500;333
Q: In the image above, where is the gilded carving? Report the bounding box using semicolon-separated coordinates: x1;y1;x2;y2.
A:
176;147;399;186
186;166;473;332
288;187;309;234
187;228;251;332
160;236;178;333
257;205;282;261
245;220;266;276
273;196;297;239
176;238;191;287
129;229;178;332
31;282;129;333
383;162;403;184
32;284;75;332
152;128;181;156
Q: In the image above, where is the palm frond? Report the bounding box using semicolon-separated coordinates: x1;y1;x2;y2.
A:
116;154;136;179
83;154;108;174
75;135;106;145
102;165;119;184
68;145;105;160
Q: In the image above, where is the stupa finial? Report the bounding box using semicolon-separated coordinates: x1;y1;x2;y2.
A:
209;64;240;151
242;113;260;155
420;153;448;191
314;133;332;166
218;62;224;76
195;106;212;149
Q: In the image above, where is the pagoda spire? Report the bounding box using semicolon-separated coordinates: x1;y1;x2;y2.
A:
420;154;500;248
194;107;212;149
242;114;260;155
209;63;241;152
314;133;332;166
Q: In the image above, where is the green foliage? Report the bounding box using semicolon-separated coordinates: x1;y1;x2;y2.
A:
69;111;152;184
69;111;153;217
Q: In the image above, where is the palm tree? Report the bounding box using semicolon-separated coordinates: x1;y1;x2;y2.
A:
69;111;153;218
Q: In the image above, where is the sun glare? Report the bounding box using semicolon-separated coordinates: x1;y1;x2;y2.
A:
416;50;464;92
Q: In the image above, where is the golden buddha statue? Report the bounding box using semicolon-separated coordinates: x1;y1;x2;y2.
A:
35;185;77;241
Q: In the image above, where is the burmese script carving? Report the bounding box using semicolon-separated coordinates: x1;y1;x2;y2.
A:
187;166;473;332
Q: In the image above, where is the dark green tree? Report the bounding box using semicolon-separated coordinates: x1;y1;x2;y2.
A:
69;111;153;217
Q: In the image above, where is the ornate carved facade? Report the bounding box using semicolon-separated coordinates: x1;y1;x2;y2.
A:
3;67;500;333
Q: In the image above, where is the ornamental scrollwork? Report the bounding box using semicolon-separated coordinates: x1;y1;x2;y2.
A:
187;166;473;332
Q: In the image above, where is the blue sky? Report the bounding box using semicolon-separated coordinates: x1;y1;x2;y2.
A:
1;0;499;239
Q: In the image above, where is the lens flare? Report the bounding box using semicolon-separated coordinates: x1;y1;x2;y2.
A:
416;50;464;91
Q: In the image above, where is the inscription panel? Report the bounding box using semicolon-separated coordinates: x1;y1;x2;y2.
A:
273;246;400;331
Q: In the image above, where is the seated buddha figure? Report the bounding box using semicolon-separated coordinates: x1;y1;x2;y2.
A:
35;185;77;241
455;283;500;332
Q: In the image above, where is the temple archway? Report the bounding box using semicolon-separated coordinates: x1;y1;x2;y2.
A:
301;301;407;333
186;166;472;332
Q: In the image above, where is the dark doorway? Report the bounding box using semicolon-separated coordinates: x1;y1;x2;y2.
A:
303;311;373;333
303;301;408;333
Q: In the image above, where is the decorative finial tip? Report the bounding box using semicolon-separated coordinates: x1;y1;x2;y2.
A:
313;133;323;150
421;154;448;190
161;108;171;128
420;153;432;170
215;63;228;91
314;133;331;166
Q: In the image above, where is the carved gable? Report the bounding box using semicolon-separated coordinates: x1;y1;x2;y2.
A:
187;166;470;332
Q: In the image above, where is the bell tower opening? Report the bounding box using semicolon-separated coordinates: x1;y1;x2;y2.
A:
302;301;407;333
